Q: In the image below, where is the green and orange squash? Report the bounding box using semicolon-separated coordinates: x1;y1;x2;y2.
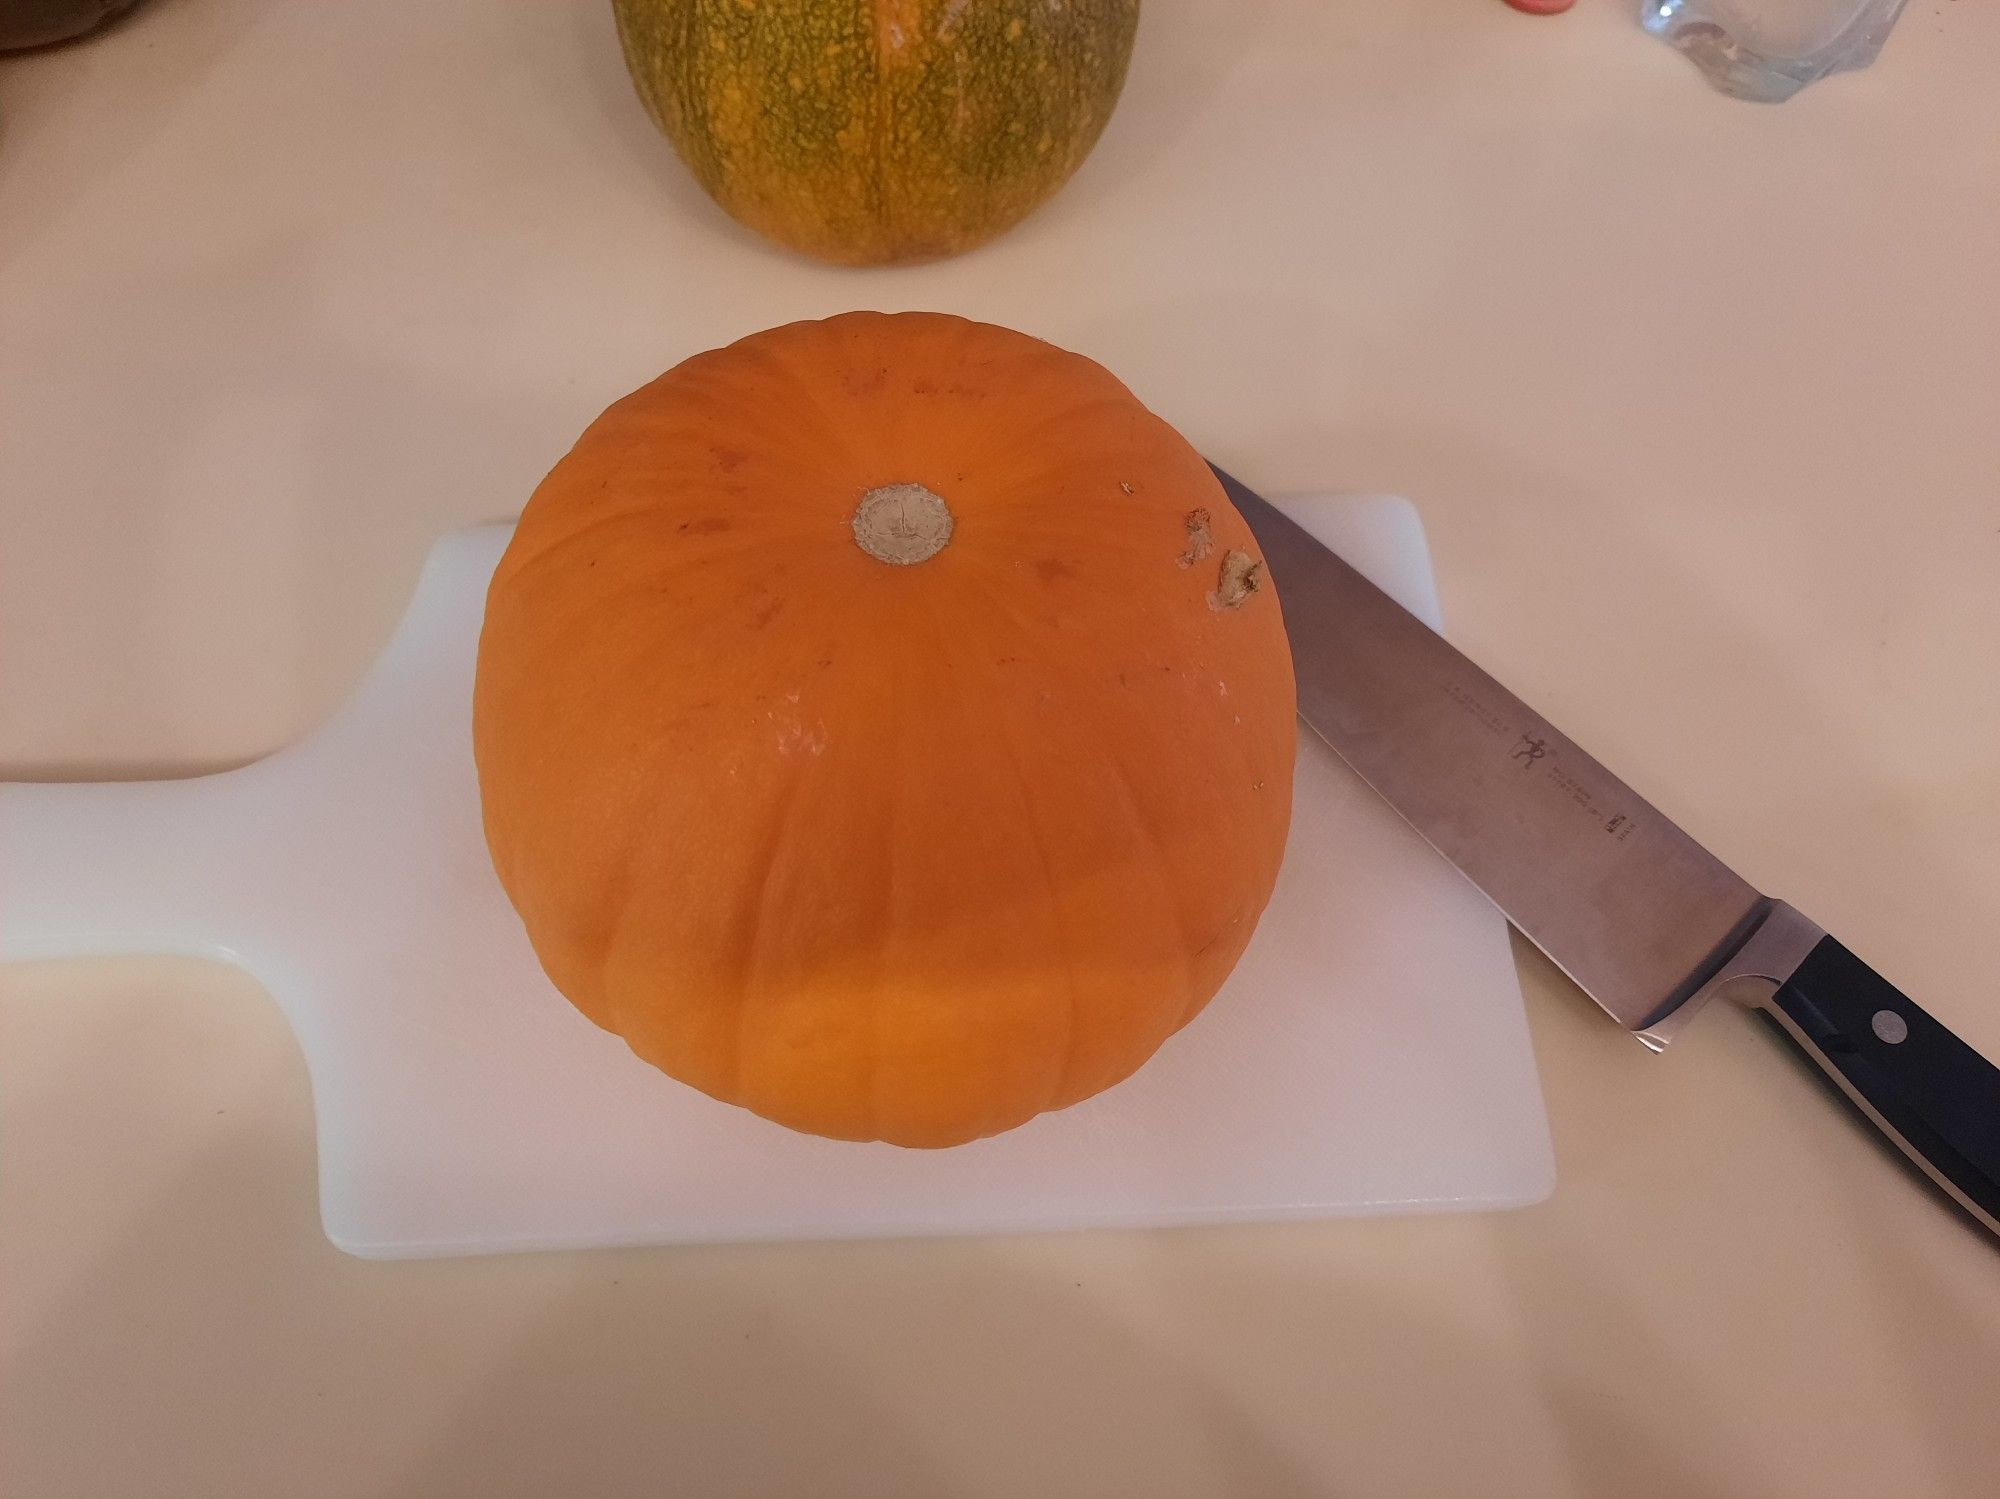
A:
611;0;1142;264
473;312;1295;1146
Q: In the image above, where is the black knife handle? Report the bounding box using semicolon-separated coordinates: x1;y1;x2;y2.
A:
1764;935;2000;1231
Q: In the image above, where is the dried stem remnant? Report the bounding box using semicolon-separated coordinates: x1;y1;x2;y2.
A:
1176;508;1214;569
1209;550;1264;611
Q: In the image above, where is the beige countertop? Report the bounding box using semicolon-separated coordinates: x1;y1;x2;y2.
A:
4;2;1998;1495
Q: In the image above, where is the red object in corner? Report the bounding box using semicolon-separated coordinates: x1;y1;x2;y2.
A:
1506;0;1576;12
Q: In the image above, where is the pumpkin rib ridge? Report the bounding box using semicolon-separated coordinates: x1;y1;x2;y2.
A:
988;677;1084;1121
595;817;662;1049
499;502;833;589
695;333;880;477
913;569;1071;1140
865;659;904;1144
730;738;822;1128
495;502;670;587
577;757;677;1041
950;568;1083;1116
1078;715;1205;1071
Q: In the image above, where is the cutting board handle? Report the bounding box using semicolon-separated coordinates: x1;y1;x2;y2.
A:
0;529;510;971
0;772;263;964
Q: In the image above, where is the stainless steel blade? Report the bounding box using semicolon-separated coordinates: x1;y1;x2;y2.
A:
1214;468;1813;1044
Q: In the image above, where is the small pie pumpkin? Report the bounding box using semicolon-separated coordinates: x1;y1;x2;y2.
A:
474;312;1295;1147
611;0;1142;265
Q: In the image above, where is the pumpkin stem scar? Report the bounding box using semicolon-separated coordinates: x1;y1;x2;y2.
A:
853;483;954;565
1209;550;1264;611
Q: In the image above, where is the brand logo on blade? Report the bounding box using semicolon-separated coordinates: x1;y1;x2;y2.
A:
1512;734;1548;769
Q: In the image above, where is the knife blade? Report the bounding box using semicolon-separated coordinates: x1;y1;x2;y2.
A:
1213;466;2000;1237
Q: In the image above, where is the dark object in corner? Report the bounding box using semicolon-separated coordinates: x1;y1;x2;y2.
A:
1;0;144;51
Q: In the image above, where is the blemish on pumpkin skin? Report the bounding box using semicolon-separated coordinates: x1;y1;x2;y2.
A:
1176;508;1213;569
1033;557;1075;584
679;516;734;535
876;0;920;54
769;710;828;757
751;598;785;629
712;446;749;471
1208;550;1264;611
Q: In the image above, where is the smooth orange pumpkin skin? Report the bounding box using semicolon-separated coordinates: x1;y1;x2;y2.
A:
474;313;1296;1147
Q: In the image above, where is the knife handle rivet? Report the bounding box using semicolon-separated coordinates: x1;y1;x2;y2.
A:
1871;1010;1909;1045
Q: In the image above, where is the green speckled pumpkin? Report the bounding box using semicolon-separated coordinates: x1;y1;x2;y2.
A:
611;0;1141;266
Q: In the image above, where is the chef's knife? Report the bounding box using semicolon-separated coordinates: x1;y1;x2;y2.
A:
1213;467;2000;1236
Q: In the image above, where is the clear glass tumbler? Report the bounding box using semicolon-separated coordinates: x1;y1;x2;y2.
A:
1639;0;1908;102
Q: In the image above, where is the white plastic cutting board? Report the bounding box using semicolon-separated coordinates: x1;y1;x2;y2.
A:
0;494;1552;1258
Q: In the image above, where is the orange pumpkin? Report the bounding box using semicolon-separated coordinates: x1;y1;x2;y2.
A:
474;312;1296;1147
